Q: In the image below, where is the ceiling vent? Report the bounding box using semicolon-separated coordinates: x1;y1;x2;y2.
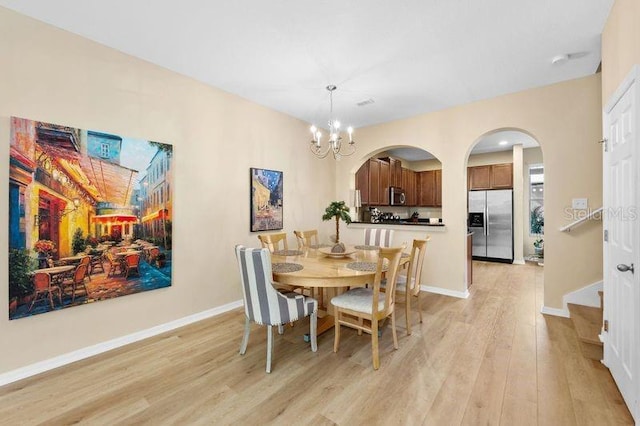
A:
356;98;375;107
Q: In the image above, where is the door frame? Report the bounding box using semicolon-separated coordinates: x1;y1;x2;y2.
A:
603;64;640;422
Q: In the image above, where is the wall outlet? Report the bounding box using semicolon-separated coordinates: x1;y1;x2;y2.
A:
572;198;588;210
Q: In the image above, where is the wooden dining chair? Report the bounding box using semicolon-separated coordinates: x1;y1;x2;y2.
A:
331;246;403;370
364;228;395;247
293;229;319;250
29;272;62;311
106;252;123;277
257;232;288;253
235;245;318;373
383;236;430;335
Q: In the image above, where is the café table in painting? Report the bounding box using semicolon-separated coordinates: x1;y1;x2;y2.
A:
271;246;409;338
29;265;75;288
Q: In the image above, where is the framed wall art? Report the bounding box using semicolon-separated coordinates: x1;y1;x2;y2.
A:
250;167;283;232
8;116;173;320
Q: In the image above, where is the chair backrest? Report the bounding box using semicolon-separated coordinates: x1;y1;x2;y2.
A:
364;228;394;247
33;272;51;291
79;256;90;267
126;253;140;267
257;232;288;253
235;245;289;326
372;247;403;316
293;230;319;249
74;264;89;282
406;236;430;296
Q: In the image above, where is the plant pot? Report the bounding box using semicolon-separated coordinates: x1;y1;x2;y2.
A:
534;246;544;256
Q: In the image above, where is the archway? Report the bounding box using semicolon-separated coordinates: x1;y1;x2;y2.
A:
351;145;444;224
464;129;544;268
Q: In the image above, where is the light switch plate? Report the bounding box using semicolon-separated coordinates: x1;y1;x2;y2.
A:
572;198;588;210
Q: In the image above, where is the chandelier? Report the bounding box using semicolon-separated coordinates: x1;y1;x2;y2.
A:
309;85;355;159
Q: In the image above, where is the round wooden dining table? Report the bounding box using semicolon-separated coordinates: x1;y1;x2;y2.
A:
271;245;408;338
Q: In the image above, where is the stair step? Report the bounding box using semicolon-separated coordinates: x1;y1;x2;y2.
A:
568;303;603;346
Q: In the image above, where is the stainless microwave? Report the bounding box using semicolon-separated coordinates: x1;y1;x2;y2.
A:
389;187;406;206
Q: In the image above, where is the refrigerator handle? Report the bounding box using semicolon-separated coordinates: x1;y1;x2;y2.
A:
484;205;489;236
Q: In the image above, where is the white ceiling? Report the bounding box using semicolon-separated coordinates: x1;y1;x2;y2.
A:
0;1;613;130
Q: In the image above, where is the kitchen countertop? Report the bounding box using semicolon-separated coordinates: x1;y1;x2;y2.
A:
348;221;447;232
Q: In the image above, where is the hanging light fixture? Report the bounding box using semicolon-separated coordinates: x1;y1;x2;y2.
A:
309;85;355;160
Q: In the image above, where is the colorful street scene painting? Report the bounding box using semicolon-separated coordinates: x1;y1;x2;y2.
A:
250;168;283;231
8;117;173;320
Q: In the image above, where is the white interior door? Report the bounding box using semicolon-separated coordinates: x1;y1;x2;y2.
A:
603;65;640;422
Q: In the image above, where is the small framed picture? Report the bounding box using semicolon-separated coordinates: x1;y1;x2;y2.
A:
250;167;283;232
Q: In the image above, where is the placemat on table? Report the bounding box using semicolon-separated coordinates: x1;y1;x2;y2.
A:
346;261;378;272
354;245;380;250
272;262;304;273
273;249;303;256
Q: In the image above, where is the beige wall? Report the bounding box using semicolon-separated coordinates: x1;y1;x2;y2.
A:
602;0;640;103
336;75;603;310
467;150;514;167
0;8;336;374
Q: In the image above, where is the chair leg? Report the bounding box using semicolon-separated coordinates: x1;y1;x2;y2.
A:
372;318;380;370
333;310;341;353
266;325;273;373
406;292;412;336
239;316;251;355
358;317;364;336
310;311;318;352
416;292;423;323
391;311;399;350
48;291;54;309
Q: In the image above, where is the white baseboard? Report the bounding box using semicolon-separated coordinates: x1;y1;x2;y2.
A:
421;285;470;299
563;280;603;309
540;305;570;318
0;300;243;387
512;259;525;265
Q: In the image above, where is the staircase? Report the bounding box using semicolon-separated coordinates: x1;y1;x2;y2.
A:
567;290;604;361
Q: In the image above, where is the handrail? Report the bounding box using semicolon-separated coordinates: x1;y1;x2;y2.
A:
559;207;603;232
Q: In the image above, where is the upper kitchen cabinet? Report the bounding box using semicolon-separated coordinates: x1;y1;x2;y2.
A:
468;163;512;190
416;169;442;207
401;168;417;206
356;158;388;205
490;163;513;188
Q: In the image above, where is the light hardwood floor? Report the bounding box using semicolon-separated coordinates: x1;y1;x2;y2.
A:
0;261;633;425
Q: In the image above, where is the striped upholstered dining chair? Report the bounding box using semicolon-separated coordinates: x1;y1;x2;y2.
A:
364;228;395;247
234;245;318;373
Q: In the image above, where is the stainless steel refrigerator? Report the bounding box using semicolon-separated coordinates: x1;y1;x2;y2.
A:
468;190;513;263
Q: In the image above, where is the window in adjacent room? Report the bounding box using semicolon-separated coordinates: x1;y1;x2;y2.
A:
529;164;544;235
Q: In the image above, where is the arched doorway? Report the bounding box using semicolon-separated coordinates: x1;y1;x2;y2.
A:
465;129;544;266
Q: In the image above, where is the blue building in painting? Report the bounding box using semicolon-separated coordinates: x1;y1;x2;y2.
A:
87;131;122;164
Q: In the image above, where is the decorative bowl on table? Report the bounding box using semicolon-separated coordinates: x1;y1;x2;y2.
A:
318;246;356;258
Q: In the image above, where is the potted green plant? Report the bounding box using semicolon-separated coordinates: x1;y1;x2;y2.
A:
9;249;34;312
534;237;544;257
322;200;352;253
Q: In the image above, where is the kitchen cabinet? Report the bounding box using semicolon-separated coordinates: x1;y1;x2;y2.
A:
380;160;390;205
417;170;442;207
468;163;512;190
356;158;389;205
468;165;491;190
402;168;417;206
380;157;402;188
490;163;513;188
